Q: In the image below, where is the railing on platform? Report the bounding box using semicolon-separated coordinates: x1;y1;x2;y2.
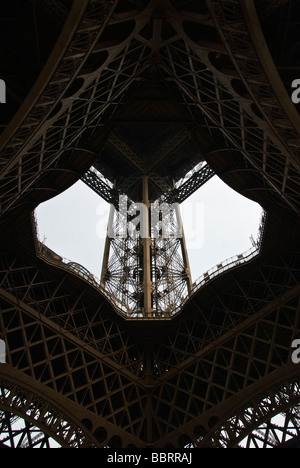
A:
31;210;267;320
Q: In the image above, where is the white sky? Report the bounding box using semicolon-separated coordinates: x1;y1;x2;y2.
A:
35;176;263;282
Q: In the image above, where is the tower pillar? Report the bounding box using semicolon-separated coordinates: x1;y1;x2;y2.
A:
142;175;153;316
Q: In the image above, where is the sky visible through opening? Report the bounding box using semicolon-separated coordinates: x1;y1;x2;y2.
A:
35;176;263;283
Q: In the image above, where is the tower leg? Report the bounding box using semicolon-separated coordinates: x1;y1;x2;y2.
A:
142;175;153;316
100;202;115;288
174;203;193;294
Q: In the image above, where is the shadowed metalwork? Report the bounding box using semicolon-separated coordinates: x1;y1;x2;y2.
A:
0;0;300;448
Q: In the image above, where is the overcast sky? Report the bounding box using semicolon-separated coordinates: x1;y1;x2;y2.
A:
35;176;263;282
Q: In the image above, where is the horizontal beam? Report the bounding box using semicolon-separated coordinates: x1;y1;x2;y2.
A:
81;169;119;207
166;164;215;204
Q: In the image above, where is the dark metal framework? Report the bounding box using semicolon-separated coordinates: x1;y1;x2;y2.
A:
0;0;300;448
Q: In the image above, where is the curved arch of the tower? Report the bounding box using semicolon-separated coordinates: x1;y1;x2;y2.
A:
0;0;300;448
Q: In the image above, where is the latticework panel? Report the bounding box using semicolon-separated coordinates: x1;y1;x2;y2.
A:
0;0;300;449
206;379;300;448
0;227;299;447
0;250;150;446
0;380;93;448
1;0;299;219
0;412;61;448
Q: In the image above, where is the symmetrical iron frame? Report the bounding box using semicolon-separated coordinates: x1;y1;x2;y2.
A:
0;0;299;448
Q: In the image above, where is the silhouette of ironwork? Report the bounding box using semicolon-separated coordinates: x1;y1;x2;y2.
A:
0;0;300;448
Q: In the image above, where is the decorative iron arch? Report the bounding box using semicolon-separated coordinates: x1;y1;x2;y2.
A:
0;378;96;448
200;378;300;448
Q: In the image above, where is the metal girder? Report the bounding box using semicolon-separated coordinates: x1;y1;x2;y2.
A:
148;127;192;171
149;269;300;447
0;410;59;448
1;0;299;217
206;378;300;448
81;165;215;207
100;175;193;318
109;132;146;174
81;168;119;207
0;0;149;217
158;31;300;214
0;376;92;448
214;0;300;165
166;164;215;204
206;0;300;200
1;0;300;450
0;253;148;447
1;235;300;447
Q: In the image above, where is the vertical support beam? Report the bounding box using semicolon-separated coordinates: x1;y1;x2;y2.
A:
142;175;153;316
0;79;6;104
174;203;193;294
100;203;115;288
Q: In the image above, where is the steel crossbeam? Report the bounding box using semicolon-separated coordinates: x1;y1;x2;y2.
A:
81;169;119;207
166;164;215;204
0;0;300;450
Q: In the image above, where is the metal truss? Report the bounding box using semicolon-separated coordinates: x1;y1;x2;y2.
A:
1;0;299;219
155;0;300;215
80;163;214;317
0;410;61;449
146;128;192;173
102;237;145;314
151;235;191;315
101;180;192;318
0;0;300;449
166;164;215;204
81;167;119;207
204;379;300;448
149;257;300;446
0;222;300;446
31;208;266;321
81;161;215;207
33;218;263;322
0;0;150;217
0;250;148;447
0;381;90;448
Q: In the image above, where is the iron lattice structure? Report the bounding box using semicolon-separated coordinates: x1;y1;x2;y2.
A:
0;0;300;448
100;188;193;317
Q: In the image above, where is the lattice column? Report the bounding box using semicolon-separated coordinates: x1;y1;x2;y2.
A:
142;175;153;316
100;178;192;318
151;198;192;316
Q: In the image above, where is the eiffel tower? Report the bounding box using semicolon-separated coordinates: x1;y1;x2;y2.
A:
0;0;300;448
